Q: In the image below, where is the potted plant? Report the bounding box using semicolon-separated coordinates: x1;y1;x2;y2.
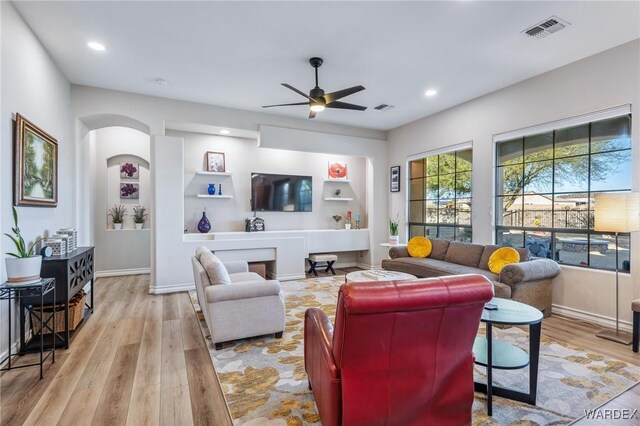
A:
4;206;42;284
388;214;399;245
109;204;127;230
133;205;147;230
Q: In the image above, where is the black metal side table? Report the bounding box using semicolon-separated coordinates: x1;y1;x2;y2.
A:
473;297;543;416
0;278;57;379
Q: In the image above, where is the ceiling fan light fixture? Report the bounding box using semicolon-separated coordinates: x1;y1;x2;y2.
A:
310;103;325;112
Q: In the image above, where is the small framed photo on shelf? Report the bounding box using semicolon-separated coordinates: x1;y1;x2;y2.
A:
206;151;226;172
327;161;348;180
120;183;140;199
390;165;400;192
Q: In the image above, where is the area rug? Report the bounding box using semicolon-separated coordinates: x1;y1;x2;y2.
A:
190;276;640;425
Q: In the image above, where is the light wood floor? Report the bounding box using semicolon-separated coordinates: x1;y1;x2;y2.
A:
1;274;639;425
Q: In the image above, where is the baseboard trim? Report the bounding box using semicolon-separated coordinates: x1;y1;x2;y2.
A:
551;304;633;333
356;262;380;270
268;272;307;281
95;268;150;278
0;332;32;369
149;283;195;294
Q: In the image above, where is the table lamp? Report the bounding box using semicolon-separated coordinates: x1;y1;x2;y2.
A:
593;192;640;344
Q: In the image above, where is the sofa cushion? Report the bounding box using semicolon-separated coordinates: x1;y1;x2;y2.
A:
199;251;231;285
488;247;520;274
479;245;530;270
429;238;450;260
444;241;485;267
382;257;498;281
195;245;212;260
230;272;265;283
407;237;432;258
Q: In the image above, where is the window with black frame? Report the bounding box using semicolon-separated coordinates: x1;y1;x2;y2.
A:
408;148;472;242
495;114;632;271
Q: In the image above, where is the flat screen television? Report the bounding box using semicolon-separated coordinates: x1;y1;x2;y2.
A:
251;173;312;212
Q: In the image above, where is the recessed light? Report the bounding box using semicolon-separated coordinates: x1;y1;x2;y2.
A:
424;89;438;97
220;129;230;135
87;41;106;51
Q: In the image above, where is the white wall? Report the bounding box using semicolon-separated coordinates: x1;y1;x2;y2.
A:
1;3;72;354
172;130;367;233
92;127;151;274
70;86;388;292
387;39;640;326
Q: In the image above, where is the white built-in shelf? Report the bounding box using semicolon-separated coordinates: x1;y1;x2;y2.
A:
195;171;232;176
196;194;234;199
324;178;352;183
324;197;353;201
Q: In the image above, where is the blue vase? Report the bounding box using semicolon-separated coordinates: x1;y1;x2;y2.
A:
197;211;211;233
208;184;216;195
218;184;223;196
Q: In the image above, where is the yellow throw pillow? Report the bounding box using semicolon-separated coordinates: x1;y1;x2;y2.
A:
488;247;520;274
407;237;432;258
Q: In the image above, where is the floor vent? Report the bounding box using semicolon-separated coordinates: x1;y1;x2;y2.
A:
523;16;570;39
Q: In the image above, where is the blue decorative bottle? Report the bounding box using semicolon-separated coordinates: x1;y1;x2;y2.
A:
218;184;223;196
207;183;216;195
197;211;211;233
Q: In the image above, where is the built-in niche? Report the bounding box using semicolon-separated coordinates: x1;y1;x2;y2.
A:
106;155;150;229
170;130;368;233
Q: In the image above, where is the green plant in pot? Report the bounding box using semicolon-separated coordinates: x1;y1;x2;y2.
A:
4;206;42;284
133;205;147;230
109;204;127;230
388;214;400;245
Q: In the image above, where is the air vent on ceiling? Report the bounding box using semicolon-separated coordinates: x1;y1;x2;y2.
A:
522;16;570;39
374;104;395;111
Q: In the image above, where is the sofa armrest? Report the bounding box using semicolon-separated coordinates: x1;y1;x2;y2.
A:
223;260;249;274
500;259;561;287
389;246;410;259
205;280;281;303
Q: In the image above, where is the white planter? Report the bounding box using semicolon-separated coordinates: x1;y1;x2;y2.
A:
389;235;399;245
345;224;352;230
135;223;143;230
114;223;123;230
5;256;42;284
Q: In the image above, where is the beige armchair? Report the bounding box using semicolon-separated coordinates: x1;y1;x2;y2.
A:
192;246;285;350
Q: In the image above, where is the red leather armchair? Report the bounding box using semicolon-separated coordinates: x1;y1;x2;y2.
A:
304;274;494;426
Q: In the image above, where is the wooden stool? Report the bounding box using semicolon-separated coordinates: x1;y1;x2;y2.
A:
307;254;337;277
633;299;640;353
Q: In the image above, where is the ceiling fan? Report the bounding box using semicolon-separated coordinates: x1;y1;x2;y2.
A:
262;57;367;119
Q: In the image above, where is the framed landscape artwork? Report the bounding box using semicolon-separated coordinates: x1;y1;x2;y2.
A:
120;162;139;179
390;165;400;192
13;113;58;207
120;183;140;199
328;161;348;180
206;151;226;172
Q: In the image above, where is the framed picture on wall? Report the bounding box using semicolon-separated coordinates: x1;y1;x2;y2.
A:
327;161;348;180
390;166;400;192
206;151;226;172
120;162;139;179
120;183;140;199
13;113;58;207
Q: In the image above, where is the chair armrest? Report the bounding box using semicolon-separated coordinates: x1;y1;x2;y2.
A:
389;246;409;259
222;261;249;274
304;308;339;380
205;280;281;303
500;259;561;287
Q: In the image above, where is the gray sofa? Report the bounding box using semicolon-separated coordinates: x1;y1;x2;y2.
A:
381;239;561;317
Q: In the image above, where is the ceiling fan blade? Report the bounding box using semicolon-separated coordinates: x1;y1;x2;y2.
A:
262;102;309;108
323;85;365;104
325;101;367;111
282;83;317;102
309;110;317;119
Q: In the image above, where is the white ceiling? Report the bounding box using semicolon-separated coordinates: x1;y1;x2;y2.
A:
13;1;640;131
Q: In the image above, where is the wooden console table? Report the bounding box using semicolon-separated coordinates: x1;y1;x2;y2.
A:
20;247;95;351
